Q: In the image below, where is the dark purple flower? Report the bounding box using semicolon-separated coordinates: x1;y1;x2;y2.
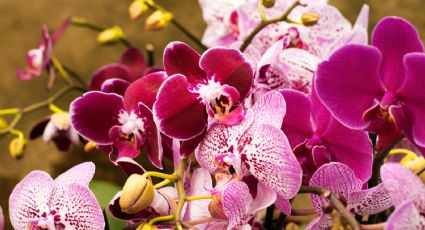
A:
70;72;166;168
16;18;70;80
30;112;80;152
306;162;391;229
281;89;373;184
315;17;425;153
154;41;253;140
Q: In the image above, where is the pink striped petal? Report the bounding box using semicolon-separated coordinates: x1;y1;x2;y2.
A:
305;215;332;230
385;201;425;230
154;74;206;140
249;182;276;214
223;182;253;229
9;171;54;229
372;17;424;93
240;124;302;199
252;91;286;128
347;183;392;215
163;42;206;83
309;162;362;213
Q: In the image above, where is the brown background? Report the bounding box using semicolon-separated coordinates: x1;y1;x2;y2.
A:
0;0;424;228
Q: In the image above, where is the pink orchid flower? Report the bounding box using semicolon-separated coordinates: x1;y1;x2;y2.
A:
9;162;104;229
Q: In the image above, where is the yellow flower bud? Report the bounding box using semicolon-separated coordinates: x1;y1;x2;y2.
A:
0;117;7;130
405;156;425;182
301;12;320;26
120;174;154;214
136;223;158;230
208;196;227;220
9;136;26;159
145;10;173;31
84;141;97;153
129;0;149;20
97;26;125;45
285;222;300;230
261;0;275;8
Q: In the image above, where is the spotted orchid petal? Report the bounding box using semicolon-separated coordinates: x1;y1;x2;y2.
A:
251;91;286;129
249;182;276;214
381;163;425;210
239;123;302;199
309;162;362;214
315;44;385;130
223;182;253;230
54;162;95;188
385;200;425;230
305;214;332;230
70;91;123;144
123;71;167;109
9;171;54;229
372;17;424;93
101;78;130;96
275;196;291;215
200;47;253;100
164;42;206;83
88;64;131;91
120;48;147;81
346;183;392;215
154;74;207;140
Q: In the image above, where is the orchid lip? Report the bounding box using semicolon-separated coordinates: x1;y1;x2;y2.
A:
195;80;234;119
28;45;45;69
118;110;146;135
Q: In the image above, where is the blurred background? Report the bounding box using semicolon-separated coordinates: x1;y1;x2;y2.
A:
0;0;424;228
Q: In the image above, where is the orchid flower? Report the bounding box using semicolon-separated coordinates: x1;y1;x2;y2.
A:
0;206;3;230
70;72;166;168
306;162;391;230
253;4;368;97
380;163;425;229
315;17;425;153
196;91;302;203
30;112;80;151
88;47;161;91
154;42;253;140
281;89;373;184
8;162;104;229
184;168;276;230
16;18;70;80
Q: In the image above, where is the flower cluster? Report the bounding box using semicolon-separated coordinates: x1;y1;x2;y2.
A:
2;0;425;229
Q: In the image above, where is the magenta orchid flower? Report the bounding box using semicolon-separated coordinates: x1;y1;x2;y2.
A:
16;18;70;80
381;163;425;229
253;4;368;97
154;42;253;140
196;91;302;201
70;72;166;168
306;162;391;230
88;47;161;91
30;112;80;151
315;17;425;153
281;89;373;184
9;162;104;229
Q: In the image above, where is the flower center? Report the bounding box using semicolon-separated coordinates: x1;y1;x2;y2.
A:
50;112;71;130
280;27;303;49
118;110;146;135
229;11;240;37
196;80;234;119
28;46;45;69
27;210;64;230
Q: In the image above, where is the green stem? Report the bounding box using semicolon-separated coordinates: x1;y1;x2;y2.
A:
148;214;175;225
239;0;306;52
143;171;179;181
185;195;214;201
174;159;187;230
298;186;361;230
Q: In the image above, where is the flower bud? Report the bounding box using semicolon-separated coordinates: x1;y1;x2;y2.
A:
0;117;7;130
97;26;125;45
9;136;26;159
84;141;97;153
136;223;158;230
145;10;173;31
119;174;154;214
129;0;149;20
405;156;425;182
285;222;300;230
208;196;227;220
301;12;320;26
261;0;275;8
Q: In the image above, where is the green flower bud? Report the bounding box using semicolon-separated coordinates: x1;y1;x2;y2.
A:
119;174;154;214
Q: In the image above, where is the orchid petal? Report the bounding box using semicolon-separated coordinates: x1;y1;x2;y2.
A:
0;206;4;230
315;44;385;129
200;47;253;100
101;78;130;96
223;182;253;229
124;71;167;110
116;157;146;175
185;168;213;227
305;214;332;230
249;182;276;214
372;17;424;92
385;200;425;230
275;196;291;215
154;74;207;140
120;48;147;81
54;162;95;188
88;64;131;91
9;171;54;229
42;120;57;142
70;91;123;144
240;124;302;199
347;183;392;215
163;42;206;83
309;162;362;213
381;163;425;210
252;91;286;128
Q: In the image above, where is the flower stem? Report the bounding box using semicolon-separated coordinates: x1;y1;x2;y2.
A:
145;2;208;51
153;179;171;189
298;186;361;230
239;0;306;52
143;171;179;181
148;214;175;225
185;195;214;201
174;159;187;230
